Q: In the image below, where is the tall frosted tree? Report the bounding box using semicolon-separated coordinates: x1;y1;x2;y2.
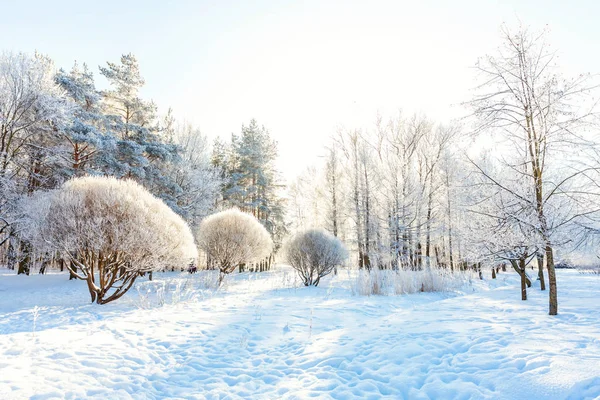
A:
467;24;600;315
165;122;222;228
99;53;156;139
217;119;287;251
0;52;71;273
98;54;180;209
325;145;342;238
0;52;70;188
55;62;110;178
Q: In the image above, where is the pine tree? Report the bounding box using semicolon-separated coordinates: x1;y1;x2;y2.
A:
219;120;287;253
55;62;109;178
98;54;180;209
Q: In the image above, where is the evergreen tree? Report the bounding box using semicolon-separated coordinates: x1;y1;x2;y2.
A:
218;119;287;250
55;62;109;178
98;54;181;210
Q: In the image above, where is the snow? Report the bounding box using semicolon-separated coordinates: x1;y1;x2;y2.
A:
0;268;599;399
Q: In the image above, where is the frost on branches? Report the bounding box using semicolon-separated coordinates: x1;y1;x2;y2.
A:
197;208;272;284
285;229;348;287
21;176;197;304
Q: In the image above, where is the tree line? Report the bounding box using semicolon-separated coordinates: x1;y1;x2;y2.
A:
0;52;286;275
2;24;599;315
289;24;600;315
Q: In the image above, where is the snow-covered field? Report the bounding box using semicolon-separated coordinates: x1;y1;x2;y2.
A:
0;267;599;400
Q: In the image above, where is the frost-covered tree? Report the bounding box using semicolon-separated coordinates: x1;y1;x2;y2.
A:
419;124;458;268
0;52;71;186
55;62;109;178
337;128;372;270
285;229;348;286
20;176;197;304
289;113;466;275
325;145;342;238
218;120;287;252
464;160;539;299
98;54;180;206
196;208;272;284
467;24;600;315
99;53;156;139
0;51;226;276
211;137;231;180
0;177;18;250
165;122;222;228
0;52;72;273
288;166;327;232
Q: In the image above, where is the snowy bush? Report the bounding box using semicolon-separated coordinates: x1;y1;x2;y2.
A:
284;229;348;286
21;176;197;304
196;208;272;284
353;268;474;296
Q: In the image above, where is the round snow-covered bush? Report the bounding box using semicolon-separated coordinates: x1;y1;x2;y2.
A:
285;229;348;286
22;176;197;304
197;208;272;283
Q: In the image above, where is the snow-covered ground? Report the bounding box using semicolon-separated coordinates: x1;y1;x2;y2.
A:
0;267;599;399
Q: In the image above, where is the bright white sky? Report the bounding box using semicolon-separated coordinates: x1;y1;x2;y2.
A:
2;0;599;181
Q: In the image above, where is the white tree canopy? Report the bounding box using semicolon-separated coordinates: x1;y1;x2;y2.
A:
197;208;273;281
285;229;348;286
21;176;197;303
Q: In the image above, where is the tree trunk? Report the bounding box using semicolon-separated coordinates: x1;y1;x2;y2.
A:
17;241;31;275
86;275;98;303
39;259;48;275
69;259;78;280
520;264;527;301
546;245;557;314
519;256;531;300
352;139;365;270
446;175;455;271
537;253;546;291
425;173;433;268
510;258;531;300
434;246;442;268
6;235;17;270
96;272;139;304
510;259;527;301
329;148;339;238
363;160;371;271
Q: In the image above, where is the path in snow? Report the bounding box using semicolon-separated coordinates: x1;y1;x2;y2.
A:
0;268;599;399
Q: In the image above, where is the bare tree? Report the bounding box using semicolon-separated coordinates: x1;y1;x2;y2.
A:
419;124;458;268
379;114;426;269
467;24;600;315
0;52;69;178
0;52;70;262
325;145;340;238
338;129;371;269
167;122;222;228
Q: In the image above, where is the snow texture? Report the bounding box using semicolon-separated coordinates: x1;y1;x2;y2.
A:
0;268;599;399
